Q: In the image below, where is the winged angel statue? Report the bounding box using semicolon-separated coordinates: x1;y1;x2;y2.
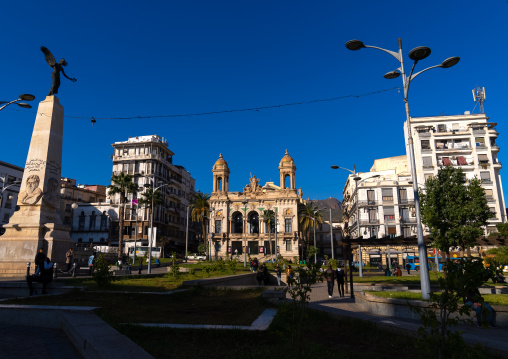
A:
41;46;77;96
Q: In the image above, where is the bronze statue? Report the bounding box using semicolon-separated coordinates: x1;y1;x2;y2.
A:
41;46;77;96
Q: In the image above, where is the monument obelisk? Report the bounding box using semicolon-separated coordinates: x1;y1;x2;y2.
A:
0;47;77;276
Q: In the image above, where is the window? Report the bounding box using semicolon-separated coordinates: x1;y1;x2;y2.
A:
478;154;489;164
403;227;411;237
285;219;292;233
4;196;12;209
286;240;292;252
65;204;71;213
78;213;85;231
64;216;70;224
480;172;491;182
490;207;496;219
78;238;82;243
383;207;395;222
214;220;221;234
367;190;375;204
3;213;10;223
452;123;459;132
89;211;96;230
382;188;393;202
400;208;409;221
485;189;493;197
421;140;430;150
388;226;397;238
368;208;377;223
399;189;407;203
100;212;108;231
476;137;485;147
422;157;433;167
437;124;446;133
424;174;434;182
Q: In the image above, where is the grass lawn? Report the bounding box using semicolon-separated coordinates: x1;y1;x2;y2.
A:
365;291;508;306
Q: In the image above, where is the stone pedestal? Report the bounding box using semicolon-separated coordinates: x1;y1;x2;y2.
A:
0;96;74;277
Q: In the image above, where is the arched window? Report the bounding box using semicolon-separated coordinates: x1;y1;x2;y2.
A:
284;174;290;189
232;212;243;234
248;212;259;234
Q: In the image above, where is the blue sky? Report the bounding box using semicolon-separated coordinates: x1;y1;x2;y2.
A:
1;1;508;201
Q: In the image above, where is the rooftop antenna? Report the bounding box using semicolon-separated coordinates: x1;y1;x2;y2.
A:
472;86;486;114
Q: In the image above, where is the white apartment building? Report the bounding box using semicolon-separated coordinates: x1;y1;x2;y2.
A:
405;113;506;234
110;135;196;255
0;161;23;233
343;156;416;239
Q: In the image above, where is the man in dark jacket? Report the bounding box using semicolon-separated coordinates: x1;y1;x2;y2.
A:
34;248;46;275
336;266;345;297
27;257;53;295
325;265;336;298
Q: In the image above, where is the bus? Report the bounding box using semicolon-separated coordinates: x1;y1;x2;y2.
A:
406;255;444;271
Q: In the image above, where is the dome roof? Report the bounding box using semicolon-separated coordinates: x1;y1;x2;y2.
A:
213;153;229;171
279;149;295;166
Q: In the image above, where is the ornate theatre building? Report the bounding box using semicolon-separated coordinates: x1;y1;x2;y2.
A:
209;151;303;260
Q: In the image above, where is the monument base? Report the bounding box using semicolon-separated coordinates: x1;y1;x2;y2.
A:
0;221;74;277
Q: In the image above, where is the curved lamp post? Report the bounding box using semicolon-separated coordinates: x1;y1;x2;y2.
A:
0;181;21;208
0;94;35;112
242;197;248;267
345;38;459;299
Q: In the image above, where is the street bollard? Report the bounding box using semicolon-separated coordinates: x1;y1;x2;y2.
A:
72;262;76;277
26;262;31;277
53;263;58;279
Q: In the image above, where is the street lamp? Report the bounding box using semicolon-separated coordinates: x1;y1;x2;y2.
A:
185;205;190;262
345;38;459;299
242;197;248;267
0;94;35;112
332;166;379;277
0;181;21;207
147;181;171;274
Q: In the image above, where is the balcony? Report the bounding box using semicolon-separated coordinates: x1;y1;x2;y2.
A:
398;199;415;206
360;219;379;225
400;217;417;224
358;200;379;207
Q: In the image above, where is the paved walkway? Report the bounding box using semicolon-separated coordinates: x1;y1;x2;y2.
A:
0;323;83;359
302;281;508;356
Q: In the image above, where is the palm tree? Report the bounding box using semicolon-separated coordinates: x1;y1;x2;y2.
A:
190;192;210;251
107;172;138;260
262;209;275;259
298;203;323;256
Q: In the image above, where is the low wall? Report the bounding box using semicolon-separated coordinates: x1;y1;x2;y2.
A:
182;272;284;287
356;291;508;326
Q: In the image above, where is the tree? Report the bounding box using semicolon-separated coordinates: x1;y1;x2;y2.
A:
485;246;508;268
262;209;275;258
107;173;138;260
412;258;496;358
298;203;323;255
419;166;493;257
190;192;210;248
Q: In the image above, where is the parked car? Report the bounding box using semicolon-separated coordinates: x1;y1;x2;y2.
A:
187;253;207;261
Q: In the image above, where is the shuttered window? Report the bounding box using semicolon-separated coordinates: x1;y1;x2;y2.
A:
382;188;393;201
422;157;433;167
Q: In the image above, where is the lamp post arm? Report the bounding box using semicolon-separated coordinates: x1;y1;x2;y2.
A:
336;166;355;174
408;64;442;84
363;45;401;62
0;99;21;112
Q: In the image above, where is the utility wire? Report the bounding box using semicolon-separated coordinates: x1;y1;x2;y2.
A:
63;87;400;121
13;87;400;121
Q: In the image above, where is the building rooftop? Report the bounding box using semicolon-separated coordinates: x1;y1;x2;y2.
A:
113;135;168;146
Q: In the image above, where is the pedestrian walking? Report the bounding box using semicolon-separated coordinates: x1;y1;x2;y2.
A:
256;264;264;285
325;264;336;298
275;263;282;286
336;266;345;297
65;248;74;272
405;262;411;275
286;265;294;288
396;266;402;277
138;258;143;274
88;253;95;275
